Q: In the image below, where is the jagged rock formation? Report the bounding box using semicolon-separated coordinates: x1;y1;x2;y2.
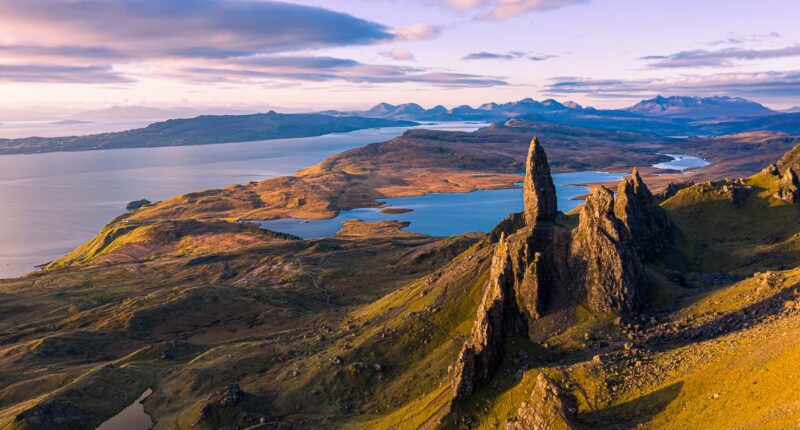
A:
524;137;558;224
451;236;527;400
661;180;695;200
452;138;652;404
505;374;577;430
774;168;800;203
571;186;648;314
614;168;672;260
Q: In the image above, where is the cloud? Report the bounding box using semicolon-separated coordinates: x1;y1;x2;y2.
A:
380;49;416;61
0;1;494;87
463;51;525;60
439;0;587;18
0;44;126;60
0;0;394;58
545;71;800;100
441;0;490;9
463;51;555;61
643;45;800;68
484;0;589;20
175;55;507;87
528;54;557;61
0;64;130;83
708;32;781;47
390;24;442;41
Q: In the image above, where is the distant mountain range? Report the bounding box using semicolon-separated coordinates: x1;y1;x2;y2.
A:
0;112;416;155
625;95;775;119
320;96;797;137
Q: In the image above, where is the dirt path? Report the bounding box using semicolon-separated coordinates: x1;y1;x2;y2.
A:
296;258;333;304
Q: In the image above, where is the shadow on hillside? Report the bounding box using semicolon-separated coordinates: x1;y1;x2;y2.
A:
649;281;799;352
577;381;683;429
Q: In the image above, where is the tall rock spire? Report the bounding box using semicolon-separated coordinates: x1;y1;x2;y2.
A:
524;137;558;224
614;168;672;260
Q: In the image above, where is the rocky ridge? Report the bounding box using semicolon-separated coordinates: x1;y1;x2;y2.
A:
449;137;669;418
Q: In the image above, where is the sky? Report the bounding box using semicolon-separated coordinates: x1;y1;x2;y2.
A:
0;0;799;116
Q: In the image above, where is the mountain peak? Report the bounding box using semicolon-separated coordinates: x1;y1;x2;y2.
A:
626;95;775;119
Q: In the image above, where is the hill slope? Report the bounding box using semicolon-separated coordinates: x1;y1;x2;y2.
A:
0;112;416;155
2;129;800;429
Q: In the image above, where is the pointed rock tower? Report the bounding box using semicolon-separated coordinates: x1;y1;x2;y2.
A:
451;137;567;401
571;186;648;314
450;137;653;408
614;168;672;260
524;137;558;224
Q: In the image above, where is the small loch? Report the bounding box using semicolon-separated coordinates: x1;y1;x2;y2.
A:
95;388;153;430
257;154;709;238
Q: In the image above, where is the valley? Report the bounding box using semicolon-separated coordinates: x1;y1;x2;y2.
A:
1;106;800;429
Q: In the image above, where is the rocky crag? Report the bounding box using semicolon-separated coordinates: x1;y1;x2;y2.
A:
505;374;578;430
450;137;669;412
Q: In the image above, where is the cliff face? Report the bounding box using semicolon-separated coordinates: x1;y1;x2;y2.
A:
614;168;672;260
571;186;648;314
451;236;527;400
451;138;656;404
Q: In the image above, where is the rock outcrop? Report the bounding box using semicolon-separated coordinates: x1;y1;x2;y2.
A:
452;137;653;406
614;168;672;260
524;137;558;224
774;168;800;204
571;186;648;314
451;236;527;399
14;403;88;430
506;374;577;430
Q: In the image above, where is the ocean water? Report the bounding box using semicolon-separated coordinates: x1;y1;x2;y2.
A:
0;122;486;278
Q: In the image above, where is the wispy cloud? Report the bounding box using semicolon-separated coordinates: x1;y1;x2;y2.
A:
485;0;589;19
439;0;588;19
441;0;490;9
390;24;442;41
463;51;525;60
175;55;507;87
528;54;557;61
708;32;781;47
380;49;416;61
643;45;800;68
545;71;800;100
0;64;130;83
463;51;556;61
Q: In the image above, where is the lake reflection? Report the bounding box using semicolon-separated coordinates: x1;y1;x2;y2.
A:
0;122;486;278
257;171;627;238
